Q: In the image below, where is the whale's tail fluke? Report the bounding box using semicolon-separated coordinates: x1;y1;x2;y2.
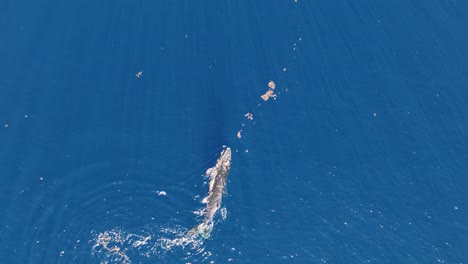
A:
187;222;213;239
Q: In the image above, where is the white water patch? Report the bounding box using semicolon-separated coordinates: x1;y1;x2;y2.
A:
91;229;134;264
132;236;151;248
220;207;227;221
157;226;205;251
156;190;167;196
193;207;206;216
91;225;208;263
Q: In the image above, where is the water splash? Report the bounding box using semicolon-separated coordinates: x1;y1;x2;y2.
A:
91;224;211;263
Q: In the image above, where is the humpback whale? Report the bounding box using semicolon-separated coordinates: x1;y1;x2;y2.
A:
188;147;231;238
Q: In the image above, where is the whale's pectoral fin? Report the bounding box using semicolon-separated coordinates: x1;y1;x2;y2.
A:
205;168;214;178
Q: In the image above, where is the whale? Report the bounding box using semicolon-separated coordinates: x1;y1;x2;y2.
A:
187;147;231;238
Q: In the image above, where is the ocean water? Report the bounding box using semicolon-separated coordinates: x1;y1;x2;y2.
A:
1;1;468;263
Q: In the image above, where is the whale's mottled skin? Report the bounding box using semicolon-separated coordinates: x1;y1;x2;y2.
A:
188;147;231;238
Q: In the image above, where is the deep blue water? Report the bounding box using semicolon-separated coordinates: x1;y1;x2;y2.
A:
1;1;468;263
